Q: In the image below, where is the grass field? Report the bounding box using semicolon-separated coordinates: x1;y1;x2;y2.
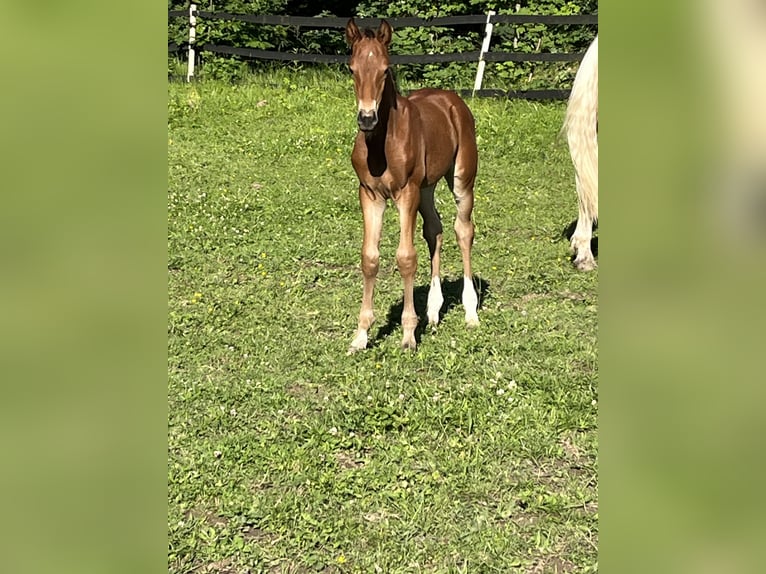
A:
168;69;598;573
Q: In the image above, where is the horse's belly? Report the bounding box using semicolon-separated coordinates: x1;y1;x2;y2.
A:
423;154;452;187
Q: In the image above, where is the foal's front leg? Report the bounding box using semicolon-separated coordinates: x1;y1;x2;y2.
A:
348;188;386;354
395;186;420;351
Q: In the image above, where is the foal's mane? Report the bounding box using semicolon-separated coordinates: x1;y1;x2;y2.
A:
385;68;400;103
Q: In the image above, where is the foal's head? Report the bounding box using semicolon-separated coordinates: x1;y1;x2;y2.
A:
345;19;393;132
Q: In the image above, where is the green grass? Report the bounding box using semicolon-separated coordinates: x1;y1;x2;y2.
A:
168;69;597;573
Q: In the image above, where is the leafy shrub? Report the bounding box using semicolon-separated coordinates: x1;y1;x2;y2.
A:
167;0;598;88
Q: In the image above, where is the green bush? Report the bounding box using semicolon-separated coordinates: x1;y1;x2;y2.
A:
168;0;598;88
484;0;598;90
169;0;291;80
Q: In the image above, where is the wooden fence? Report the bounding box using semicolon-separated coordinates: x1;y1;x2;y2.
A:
168;7;598;100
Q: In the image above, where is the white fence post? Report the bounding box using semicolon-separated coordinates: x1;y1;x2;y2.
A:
187;3;197;82
473;11;496;95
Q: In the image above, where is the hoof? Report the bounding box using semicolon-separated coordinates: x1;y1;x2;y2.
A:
574;257;597;272
465;312;479;328
401;338;417;352
348;331;368;354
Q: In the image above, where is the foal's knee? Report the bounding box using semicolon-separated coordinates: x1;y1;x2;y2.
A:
396;246;417;277
361;249;380;277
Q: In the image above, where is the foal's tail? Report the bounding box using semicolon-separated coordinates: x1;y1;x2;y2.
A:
564;35;598;223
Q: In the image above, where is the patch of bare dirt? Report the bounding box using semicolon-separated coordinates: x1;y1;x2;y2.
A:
528;555;577;574
193;558;237;574
334;450;365;470
185;507;227;528
285;380;328;404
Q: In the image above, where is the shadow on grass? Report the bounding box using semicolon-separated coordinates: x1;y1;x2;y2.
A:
370;276;491;348
561;219;599;261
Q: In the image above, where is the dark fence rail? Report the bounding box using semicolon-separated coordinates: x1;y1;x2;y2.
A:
169;12;597;27
199;45;585;65
168;10;598;99
466;89;572;100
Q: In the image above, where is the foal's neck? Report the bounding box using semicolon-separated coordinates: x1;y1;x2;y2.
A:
381;68;400;115
364;69;399;141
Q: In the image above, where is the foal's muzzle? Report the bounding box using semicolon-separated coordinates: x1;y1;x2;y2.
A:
357;109;378;131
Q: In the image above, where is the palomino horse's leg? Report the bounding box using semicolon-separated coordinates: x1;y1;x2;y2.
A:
571;172;596;271
394;185;420;350
446;164;480;327
348;188;386;354
418;184;444;326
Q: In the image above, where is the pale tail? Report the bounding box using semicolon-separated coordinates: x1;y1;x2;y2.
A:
564;35;598;270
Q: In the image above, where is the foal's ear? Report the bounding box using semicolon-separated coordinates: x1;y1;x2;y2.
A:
345;18;362;46
377;20;393;47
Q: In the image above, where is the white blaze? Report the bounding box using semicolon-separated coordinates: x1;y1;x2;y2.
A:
357;98;378;113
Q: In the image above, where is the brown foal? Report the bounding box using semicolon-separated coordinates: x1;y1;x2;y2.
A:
345;18;480;353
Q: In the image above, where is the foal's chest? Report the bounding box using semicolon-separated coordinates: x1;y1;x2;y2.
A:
352;139;413;201
359;172;405;200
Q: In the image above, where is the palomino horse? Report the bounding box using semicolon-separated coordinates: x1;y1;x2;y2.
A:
345;18;480;353
564;35;598;271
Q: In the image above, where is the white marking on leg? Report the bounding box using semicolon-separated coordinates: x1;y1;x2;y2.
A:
570;214;596;271
348;329;369;354
426;276;444;325
462;276;479;327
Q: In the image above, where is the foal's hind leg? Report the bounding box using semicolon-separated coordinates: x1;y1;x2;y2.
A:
446;164;479;327
418;184;444;326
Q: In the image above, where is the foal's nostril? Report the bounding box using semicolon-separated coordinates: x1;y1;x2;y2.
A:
357;110;378;131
